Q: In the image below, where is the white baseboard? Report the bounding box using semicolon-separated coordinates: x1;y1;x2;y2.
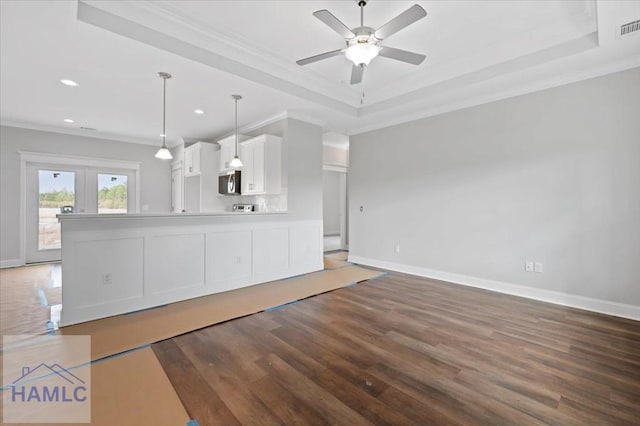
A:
349;256;640;321
0;258;23;269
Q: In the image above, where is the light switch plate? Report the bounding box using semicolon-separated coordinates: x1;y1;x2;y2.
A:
534;262;543;273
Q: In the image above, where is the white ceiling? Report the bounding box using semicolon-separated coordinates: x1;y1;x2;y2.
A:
1;0;639;147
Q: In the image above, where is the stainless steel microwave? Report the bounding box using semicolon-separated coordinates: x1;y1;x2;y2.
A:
218;170;241;195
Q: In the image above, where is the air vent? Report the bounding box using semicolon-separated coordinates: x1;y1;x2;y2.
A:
79;126;96;131
620;20;640;37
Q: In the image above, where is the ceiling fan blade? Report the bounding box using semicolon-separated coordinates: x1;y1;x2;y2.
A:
350;64;364;85
296;49;344;66
374;4;427;40
378;46;426;65
313;10;355;39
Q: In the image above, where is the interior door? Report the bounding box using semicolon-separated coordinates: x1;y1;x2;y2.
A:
26;165;85;263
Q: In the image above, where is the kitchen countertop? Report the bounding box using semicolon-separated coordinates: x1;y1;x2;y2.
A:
57;211;288;220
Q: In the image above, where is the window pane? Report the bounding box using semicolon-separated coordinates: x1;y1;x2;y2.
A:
98;174;128;214
39;170;75;250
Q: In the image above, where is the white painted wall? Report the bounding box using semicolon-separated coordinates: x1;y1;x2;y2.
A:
323;170;341;235
323;145;349;168
349;67;640;315
0;126;171;265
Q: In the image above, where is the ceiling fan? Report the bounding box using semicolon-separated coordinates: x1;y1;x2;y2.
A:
296;0;427;84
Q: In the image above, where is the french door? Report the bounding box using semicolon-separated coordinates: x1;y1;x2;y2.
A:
25;163;136;263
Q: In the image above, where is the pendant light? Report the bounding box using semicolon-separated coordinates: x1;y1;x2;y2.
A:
155;72;173;160
229;94;243;169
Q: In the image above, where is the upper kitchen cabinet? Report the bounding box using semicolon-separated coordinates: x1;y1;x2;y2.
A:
183;142;219;212
217;134;249;172
184;142;207;177
240;134;282;195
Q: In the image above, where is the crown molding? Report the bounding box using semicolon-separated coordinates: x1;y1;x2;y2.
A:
214;110;327;141
0;120;164;147
286;111;327;128
348;56;640;136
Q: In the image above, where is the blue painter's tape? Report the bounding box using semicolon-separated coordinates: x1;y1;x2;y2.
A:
356;271;388;282
371;271;389;280
37;288;48;307
187;420;199;426
0;344;153;391
264;300;299;312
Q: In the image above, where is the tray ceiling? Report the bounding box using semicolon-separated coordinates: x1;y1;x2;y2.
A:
1;1;639;145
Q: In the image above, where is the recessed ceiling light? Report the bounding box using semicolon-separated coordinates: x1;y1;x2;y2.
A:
63;118;74;123
60;79;78;87
194;109;204;115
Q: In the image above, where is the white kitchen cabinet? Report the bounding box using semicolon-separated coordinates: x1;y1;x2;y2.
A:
183;142;221;212
240;134;282;195
217;134;249;172
184;142;203;177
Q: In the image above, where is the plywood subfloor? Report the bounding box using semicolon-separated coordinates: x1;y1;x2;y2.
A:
90;347;189;426
0;347;189;426
324;251;351;269
323;258;351;269
325;251;348;261
61;265;384;361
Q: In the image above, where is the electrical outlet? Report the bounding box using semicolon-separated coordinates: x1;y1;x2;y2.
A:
102;273;112;285
525;261;534;272
394;244;400;253
534;262;543;273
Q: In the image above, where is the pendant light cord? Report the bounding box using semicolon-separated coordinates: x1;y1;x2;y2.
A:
235;97;238;156
162;76;167;147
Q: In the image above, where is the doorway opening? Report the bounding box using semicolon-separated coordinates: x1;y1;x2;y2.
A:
322;133;349;253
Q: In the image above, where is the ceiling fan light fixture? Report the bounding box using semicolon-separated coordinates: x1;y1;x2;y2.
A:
345;40;380;66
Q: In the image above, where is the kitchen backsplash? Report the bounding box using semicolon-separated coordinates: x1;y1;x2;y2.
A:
224;188;287;212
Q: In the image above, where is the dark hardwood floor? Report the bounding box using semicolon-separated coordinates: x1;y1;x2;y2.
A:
153;271;640;425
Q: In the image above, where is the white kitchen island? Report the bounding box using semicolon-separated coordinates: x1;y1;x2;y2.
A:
59;212;323;326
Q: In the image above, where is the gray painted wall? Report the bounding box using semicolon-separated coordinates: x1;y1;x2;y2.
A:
285;118;323;221
0;126;171;263
349;67;640;306
323;170;341;235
